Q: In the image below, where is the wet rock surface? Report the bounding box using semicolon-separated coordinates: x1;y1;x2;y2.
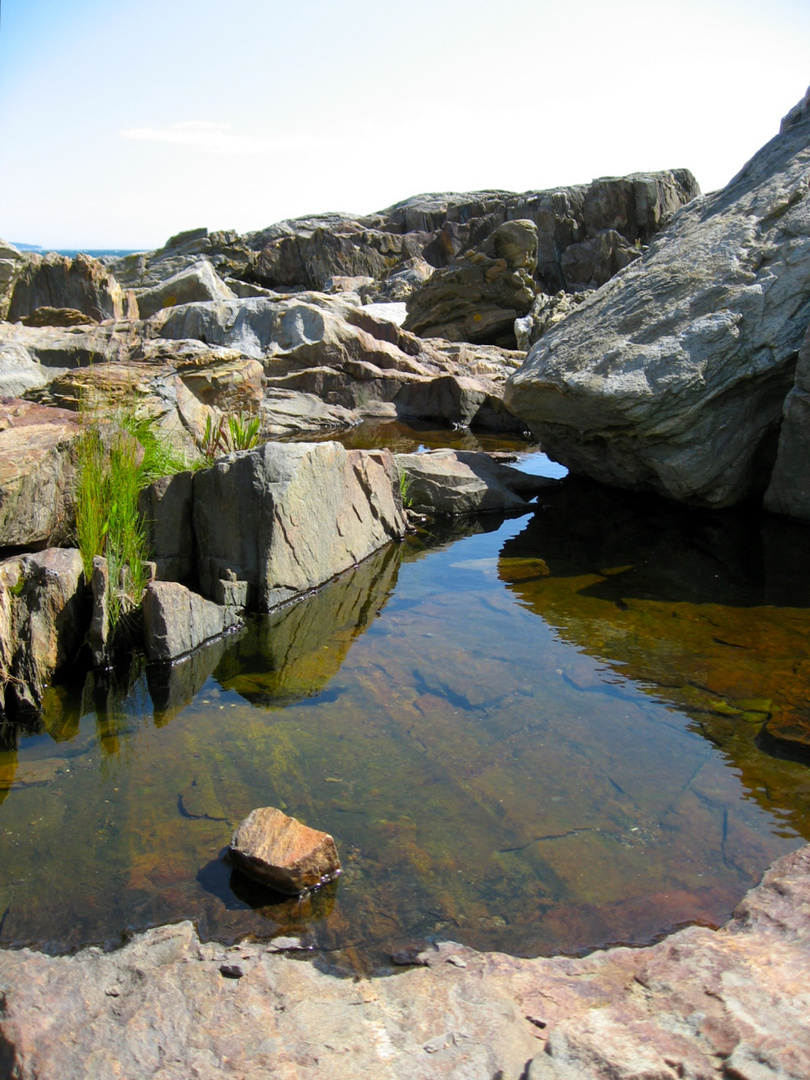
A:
0;844;806;1080
505;91;810;510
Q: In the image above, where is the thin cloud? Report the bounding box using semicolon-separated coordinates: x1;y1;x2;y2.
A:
119;121;274;155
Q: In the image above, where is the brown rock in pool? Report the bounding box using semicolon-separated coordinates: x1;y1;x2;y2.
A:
229;807;341;895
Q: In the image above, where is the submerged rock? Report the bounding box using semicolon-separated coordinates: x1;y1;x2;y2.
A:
229;806;341;894
505;90;810;510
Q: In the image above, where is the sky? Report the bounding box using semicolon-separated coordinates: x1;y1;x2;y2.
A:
1;0;809;251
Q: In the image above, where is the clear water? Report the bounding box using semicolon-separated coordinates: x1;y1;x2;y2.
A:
0;461;808;974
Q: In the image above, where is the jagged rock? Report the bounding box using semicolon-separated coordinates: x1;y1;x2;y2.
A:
0;343;54;397
229;806;341;894
0;239;24;319
764;318;810;520
515;291;593;351
505;91;810;510
138;472;194;582
0;548;88;717
403;219;538;347
142;580;242;662
7;252;134;323
135;260;235;319
19;306;98;327
559;228;640;291
0;317;142;371
0;845;806;1080
0;400;82;547
259;389;359;434
396;449;557;515
394;373;524;431
193;441;407;610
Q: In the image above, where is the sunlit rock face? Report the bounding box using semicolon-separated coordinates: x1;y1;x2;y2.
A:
505;91;810;511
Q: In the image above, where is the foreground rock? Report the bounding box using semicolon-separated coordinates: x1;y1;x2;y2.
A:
0;548;87;716
403;219;539;346
0;844;806;1079
229;806;341;894
193;441;407;610
505;90;810;510
142;580;242;662
396;449;558;515
134;259;235;319
7;252;134;323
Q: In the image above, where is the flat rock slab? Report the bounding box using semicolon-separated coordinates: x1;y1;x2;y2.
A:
229;806;341;894
0;845;807;1079
396;449;558;515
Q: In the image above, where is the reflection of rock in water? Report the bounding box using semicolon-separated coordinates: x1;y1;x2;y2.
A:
147;629;244;727
498;483;810;819
214;542;403;707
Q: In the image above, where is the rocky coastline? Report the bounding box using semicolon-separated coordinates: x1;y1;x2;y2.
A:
0;90;808;1079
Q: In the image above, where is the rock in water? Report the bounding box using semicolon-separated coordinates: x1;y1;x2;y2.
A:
505;90;810;510
193;441;407;610
142;581;242;662
229;807;341;894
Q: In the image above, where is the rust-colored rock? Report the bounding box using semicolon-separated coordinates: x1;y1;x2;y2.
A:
229;807;341;894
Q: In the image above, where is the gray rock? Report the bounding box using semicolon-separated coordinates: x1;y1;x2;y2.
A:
229;806;341;894
193;441;407;610
396;449;557;515
135;260;235;319
138;472;194;582
514;290;593;351
142;580;242;662
7;252;133;323
0;343;53;397
0;548;88;717
259;388;359;434
0;238;24;319
764;318;810;519
87;555;110;668
403;219;539;347
505;90;810;510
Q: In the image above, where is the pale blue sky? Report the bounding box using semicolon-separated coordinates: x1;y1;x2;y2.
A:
2;0;809;249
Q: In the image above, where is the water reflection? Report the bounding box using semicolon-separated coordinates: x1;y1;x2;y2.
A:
0;483;806;971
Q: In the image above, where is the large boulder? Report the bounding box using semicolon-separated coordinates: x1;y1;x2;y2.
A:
403;219;538;347
505;90;810;510
193;441;407;610
764;318;810;519
0;239;25;319
7;253;133;323
134;260;235;319
0;400;82;548
0;548;88;717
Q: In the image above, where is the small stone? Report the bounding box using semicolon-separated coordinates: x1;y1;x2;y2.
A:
219;963;244;979
229;806;341;895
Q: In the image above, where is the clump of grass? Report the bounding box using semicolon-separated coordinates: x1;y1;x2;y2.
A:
398;467;413;509
74;411;188;631
198;411;262;467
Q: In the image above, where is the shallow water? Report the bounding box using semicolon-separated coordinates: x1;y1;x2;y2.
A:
0;466;808;973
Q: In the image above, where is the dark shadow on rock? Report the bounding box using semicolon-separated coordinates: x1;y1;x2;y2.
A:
213;543;402;708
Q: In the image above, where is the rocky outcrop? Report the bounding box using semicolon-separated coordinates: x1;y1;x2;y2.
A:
142;580;242;662
764;318;810;519
0;844;806;1079
396;449;558;515
7;253;134;323
0;548;87;717
105;173;698;306
134;260;235;319
505;91;810;511
193;441;407;610
402;219;538;346
0;240;25;319
229;806;341;894
0;400;82;548
515;290;593;351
